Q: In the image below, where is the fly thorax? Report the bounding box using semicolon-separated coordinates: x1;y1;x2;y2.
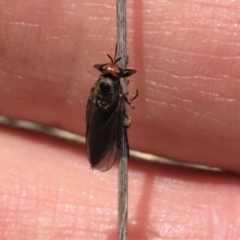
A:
96;76;119;110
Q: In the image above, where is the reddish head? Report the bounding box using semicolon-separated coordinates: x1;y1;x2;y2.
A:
94;54;136;78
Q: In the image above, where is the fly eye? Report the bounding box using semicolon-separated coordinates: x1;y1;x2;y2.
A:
100;64;106;72
116;68;123;77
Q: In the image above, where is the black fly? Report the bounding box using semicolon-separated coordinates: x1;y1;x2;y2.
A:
86;52;137;171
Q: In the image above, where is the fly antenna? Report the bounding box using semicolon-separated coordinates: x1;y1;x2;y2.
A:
115;57;122;64
114;42;118;62
107;54;114;63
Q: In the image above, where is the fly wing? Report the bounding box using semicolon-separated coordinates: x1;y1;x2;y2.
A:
86;89;125;171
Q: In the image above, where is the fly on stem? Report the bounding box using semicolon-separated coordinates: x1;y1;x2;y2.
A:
86;48;138;171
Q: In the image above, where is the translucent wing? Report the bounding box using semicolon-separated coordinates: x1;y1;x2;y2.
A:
86;88;125;171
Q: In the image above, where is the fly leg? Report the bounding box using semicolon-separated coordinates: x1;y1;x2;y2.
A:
123;90;138;109
122;90;138;127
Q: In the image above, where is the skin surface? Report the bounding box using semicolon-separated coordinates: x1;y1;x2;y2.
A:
0;0;240;239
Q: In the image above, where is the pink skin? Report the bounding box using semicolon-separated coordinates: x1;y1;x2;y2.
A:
0;0;240;239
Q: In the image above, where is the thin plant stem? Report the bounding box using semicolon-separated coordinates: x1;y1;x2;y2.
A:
116;0;128;240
